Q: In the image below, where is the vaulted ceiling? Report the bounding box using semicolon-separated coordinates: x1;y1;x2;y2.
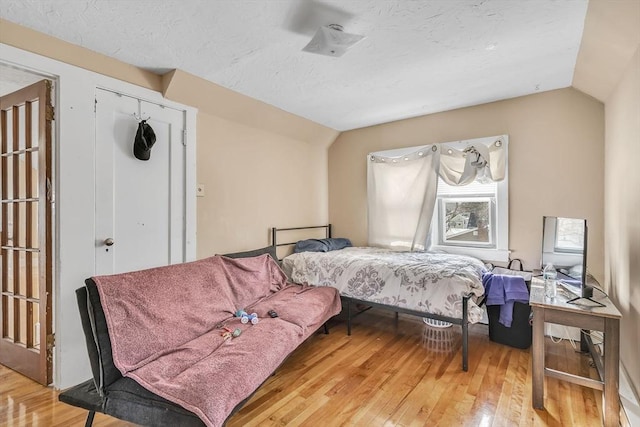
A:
0;0;600;131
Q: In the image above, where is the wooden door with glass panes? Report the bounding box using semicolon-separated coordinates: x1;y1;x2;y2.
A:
0;79;53;385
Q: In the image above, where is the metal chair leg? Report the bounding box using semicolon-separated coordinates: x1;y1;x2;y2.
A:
85;411;96;427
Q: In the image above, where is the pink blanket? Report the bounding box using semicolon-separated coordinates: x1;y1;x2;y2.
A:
93;254;341;426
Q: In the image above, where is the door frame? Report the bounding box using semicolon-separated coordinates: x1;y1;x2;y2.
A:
0;42;197;389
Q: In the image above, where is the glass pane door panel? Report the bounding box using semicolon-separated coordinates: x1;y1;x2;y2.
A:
30;100;40;147
17;202;26;248
30;151;39;197
16;104;26;151
17;251;27;296
18;153;27;200
32;301;40;350
5;296;13;340
31;202;39;247
18;298;27;345
4;107;13;149
5;249;14;293
5;155;13;200
31;251;40;297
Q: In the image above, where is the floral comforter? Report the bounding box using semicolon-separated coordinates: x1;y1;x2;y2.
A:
282;247;487;324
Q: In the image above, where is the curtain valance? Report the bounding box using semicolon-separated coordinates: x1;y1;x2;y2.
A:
438;138;506;185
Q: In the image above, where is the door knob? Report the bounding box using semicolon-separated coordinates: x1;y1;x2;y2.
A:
104;238;115;246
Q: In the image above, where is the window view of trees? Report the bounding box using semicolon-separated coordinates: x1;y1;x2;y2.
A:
555;217;585;251
443;200;491;244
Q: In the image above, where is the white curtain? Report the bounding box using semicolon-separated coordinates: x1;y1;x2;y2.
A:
367;137;506;250
367;145;439;250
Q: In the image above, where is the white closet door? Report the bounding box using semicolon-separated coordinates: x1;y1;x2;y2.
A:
95;89;185;275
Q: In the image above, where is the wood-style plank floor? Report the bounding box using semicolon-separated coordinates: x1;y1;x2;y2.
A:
1;308;603;426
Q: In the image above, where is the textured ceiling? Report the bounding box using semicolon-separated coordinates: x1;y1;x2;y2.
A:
0;63;46;96
0;0;589;131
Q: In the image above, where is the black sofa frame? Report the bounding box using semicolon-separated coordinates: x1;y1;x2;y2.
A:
59;280;206;426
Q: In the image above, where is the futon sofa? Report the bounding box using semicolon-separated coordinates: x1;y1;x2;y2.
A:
59;249;341;426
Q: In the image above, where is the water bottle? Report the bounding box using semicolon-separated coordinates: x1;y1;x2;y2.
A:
543;263;557;299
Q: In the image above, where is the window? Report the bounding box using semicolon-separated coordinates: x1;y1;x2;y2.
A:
441;199;492;245
429;138;509;262
368;135;509;262
554;217;584;253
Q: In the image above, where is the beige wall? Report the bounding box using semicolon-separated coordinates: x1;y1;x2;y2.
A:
575;0;640;400
162;70;338;149
604;45;640;399
328;88;605;279
1;21;339;258
160;70;339;256
573;0;640;102
195;112;330;256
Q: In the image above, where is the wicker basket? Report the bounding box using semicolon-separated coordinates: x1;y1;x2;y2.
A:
422;317;453;328
421;323;455;353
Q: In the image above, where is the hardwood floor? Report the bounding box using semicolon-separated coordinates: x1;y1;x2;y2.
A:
1;308;603;426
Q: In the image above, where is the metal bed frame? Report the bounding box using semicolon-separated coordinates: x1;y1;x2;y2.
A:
272;224;471;371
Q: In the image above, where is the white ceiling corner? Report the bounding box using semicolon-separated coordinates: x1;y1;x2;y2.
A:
0;0;589;131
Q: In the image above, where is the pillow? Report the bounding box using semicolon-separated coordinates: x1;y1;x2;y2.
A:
222;245;279;262
568;264;583;278
293;238;352;253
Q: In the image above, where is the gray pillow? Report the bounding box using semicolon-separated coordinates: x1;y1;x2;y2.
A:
222;245;279;262
293;238;352;253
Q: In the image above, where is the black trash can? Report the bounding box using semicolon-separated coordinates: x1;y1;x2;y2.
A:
484;259;533;349
486;301;532;349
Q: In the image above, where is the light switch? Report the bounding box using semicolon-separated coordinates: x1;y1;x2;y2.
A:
197;184;205;197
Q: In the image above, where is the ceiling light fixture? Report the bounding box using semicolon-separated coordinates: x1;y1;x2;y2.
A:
302;24;365;57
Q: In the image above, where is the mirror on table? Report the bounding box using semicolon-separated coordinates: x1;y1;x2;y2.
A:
541;216;588;298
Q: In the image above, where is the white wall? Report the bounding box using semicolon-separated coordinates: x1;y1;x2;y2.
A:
0;43;196;389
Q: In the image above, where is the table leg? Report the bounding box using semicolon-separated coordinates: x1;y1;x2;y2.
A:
532;306;545;409
603;318;620;427
580;329;590;353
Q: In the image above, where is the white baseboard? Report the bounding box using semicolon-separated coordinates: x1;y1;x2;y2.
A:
620;364;640;427
545;323;581;341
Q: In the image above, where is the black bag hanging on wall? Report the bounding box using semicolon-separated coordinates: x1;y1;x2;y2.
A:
133;120;156;161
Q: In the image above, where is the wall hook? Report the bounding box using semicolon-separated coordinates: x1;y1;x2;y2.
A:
133;113;151;122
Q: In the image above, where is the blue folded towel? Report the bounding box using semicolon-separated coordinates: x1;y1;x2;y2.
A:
483;272;529;327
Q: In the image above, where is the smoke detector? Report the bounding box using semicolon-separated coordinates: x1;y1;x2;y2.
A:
302;24;365;57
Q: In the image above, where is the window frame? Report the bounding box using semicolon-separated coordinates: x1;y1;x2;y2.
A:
429;136;509;263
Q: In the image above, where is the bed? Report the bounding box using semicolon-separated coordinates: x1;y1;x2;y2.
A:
272;225;487;371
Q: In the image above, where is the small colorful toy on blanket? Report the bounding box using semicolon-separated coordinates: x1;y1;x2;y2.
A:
221;327;242;340
235;309;259;325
